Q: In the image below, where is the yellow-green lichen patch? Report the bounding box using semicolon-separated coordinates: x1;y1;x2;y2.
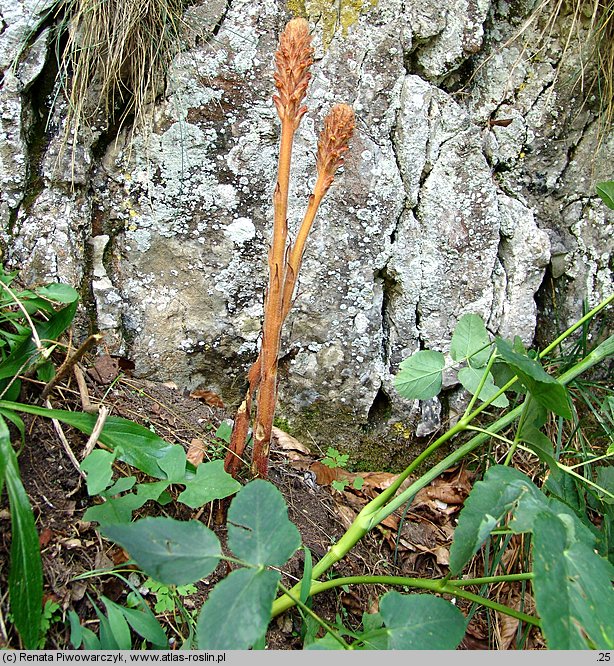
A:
287;0;378;48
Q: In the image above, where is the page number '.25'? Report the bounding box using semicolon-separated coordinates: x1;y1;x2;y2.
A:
598;654;611;661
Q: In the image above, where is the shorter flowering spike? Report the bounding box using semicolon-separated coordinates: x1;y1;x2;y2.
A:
316;104;356;192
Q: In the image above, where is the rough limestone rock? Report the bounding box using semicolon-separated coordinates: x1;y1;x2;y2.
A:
0;0;612;465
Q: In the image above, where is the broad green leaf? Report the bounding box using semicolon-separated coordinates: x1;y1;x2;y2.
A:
35;283;80;303
449;465;544;574
0;416;43;648
394;350;445;400
457;366;509;407
518;425;557;469
91;599;120;650
595;467;614;505
119;606;167;648
378;592;467;649
450;313;492;367
596;181;614;210
197;568;280;649
81;449;116;495
68;610;100;650
305;633;347;649
158;445;187;484
102;517;222;586
101;596;132;650
83;493;148;525
532;512;614;649
215;421;232;442
103;597;167;647
178;460;241;509
104;476;137;497
495;338;571;418
0;401;176;479
227;480;301;567
300;546;313;605
136;481;171;503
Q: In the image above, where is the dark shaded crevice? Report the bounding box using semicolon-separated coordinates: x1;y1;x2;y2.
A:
367;385;393;425
212;0;233;38
374;265;401;369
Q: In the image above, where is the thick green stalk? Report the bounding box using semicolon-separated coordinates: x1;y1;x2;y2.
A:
270;295;613;617
278;575;540;627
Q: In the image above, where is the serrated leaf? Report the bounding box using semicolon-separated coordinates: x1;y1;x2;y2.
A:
495;338;571;418
227;480;301;567
596;181;614;210
101;517;221;586
378;592;467;649
450;313;492;367
0;416;42;648
196;568;280;649
178;460;241;509
458;366;509;407
394;350;445;400
532;512;614;649
81;449;116;496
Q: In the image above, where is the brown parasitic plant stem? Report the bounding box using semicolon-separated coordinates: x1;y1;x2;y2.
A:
224;20;355;479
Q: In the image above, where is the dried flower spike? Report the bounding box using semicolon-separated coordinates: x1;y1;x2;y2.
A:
316;103;356;191
273;18;314;126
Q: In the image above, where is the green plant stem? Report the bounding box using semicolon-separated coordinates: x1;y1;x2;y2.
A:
462;352;497;419
275;576;540;627
270;299;614;618
566;452;614;470
464;425;515;447
277;583;351;649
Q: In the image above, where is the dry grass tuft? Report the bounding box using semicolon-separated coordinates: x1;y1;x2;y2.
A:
52;0;187;156
514;0;613;131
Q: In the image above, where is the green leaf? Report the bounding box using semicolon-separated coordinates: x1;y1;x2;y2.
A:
532;512;614;649
450;313;492;367
35;283;80;303
83;493;148;525
214;421;232;442
495;338;572;418
596;181;614;210
227;480;301;567
135;480;171;503
101;517;222;586
197;568;280;649
0;401;176;479
158;445;187;484
0;416;43;649
177;460;241;509
457;366;509;407
394;350;445;400
518;425;557;469
104;598;167;647
300;546;313;605
449;465;544;574
378;592;467;649
100;596;132;650
81;449;116;496
104;476;137;497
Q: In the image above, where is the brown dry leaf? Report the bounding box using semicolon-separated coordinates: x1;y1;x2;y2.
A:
189;389;225;409
496;589;536;649
335;503;357;530
433;545;450;566
39;527;55;548
87;354;121;385
271;427;312;458
309;461;339;485
187;438;206;466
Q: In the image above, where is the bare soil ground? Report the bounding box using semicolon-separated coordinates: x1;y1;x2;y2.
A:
0;352;545;650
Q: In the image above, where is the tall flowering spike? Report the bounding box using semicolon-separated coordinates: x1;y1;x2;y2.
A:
273;18;314;127
316;104;356;192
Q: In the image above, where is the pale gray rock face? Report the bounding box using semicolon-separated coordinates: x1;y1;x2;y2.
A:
1;0;611;461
